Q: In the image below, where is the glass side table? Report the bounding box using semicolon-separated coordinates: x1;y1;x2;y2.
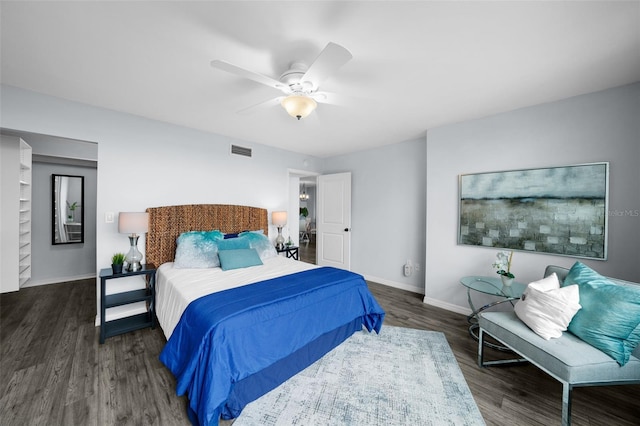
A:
460;276;527;351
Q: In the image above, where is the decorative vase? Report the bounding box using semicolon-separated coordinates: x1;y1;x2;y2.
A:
112;263;123;274
501;275;514;287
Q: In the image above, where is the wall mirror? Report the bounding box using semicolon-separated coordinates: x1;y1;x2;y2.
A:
52;174;84;244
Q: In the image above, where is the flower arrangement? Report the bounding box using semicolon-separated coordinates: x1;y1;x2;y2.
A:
492;250;515;279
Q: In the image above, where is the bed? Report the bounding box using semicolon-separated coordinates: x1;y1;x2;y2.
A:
145;204;386;426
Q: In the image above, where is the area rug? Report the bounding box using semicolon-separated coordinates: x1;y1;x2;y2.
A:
234;325;485;425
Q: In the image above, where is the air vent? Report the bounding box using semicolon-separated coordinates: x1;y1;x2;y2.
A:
231;144;252;158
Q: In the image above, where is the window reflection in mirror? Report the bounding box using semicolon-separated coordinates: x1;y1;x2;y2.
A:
52;174;84;244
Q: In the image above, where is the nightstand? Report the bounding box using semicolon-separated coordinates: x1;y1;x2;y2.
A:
99;263;156;344
276;245;299;260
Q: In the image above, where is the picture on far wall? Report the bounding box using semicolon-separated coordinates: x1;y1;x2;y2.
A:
458;162;609;260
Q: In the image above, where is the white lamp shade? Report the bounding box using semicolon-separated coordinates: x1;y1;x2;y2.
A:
272;211;287;227
118;212;149;234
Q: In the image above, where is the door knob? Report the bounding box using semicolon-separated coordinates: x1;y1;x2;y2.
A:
344;228;350;232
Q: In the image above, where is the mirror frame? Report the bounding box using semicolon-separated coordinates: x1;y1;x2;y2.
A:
52;174;85;245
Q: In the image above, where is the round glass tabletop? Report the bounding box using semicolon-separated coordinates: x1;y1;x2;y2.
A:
460;276;526;299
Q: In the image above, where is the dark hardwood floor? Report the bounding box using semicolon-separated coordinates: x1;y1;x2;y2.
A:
1;277;638;425
298;240;316;264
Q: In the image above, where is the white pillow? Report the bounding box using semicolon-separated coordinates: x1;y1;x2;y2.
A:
174;231;223;269
514;273;582;340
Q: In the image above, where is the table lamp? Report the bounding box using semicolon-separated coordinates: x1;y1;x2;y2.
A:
118;212;149;271
272;211;287;250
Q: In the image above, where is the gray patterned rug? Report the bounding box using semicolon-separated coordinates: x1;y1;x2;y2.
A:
234;326;485;425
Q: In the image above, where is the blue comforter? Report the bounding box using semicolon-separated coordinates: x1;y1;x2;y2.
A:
159;266;385;425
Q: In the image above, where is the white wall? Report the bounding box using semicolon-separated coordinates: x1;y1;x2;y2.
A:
0;84;323;320
3;83;637;318
324;138;427;294
425;83;640;314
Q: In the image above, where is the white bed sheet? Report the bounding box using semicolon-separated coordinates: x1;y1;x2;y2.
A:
156;256;319;339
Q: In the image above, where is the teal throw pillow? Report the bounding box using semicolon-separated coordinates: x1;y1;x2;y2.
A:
563;261;640;366
174;230;224;269
218;248;263;271
239;231;277;260
216;235;251;251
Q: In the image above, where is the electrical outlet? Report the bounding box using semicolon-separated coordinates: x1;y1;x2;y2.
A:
403;260;412;277
105;212;114;223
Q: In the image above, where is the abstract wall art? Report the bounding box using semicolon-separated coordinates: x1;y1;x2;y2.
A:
458;163;609;259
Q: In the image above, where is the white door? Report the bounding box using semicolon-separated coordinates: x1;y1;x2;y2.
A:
317;172;351;270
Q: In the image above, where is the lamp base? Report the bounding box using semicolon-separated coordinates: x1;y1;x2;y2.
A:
126;261;143;272
125;235;143;272
275;226;285;251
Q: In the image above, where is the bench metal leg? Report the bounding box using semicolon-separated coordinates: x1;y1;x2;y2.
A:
562;383;573;426
479;328;574;425
477;328;528;367
477;328;486;367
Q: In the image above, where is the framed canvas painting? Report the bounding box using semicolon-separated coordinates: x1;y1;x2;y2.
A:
458;162;609;260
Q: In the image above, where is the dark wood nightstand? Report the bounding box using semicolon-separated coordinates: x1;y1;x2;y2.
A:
99;263;156;343
276;245;299;260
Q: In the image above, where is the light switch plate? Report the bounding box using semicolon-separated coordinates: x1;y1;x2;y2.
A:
105;212;114;223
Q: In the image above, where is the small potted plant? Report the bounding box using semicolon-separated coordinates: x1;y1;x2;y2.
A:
492;250;515;286
111;253;126;274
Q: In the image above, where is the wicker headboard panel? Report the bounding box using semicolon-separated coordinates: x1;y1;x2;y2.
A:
145;204;268;267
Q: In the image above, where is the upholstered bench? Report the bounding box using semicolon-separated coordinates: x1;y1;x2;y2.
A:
477;265;640;426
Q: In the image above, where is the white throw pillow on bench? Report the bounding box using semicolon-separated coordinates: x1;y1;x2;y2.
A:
514;273;582;340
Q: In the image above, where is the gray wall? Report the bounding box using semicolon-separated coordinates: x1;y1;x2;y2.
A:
324;138;427;293
424;83;640;313
30;161;97;285
3;82;637;315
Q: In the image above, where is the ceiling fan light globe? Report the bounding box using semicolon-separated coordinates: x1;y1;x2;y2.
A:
281;95;317;120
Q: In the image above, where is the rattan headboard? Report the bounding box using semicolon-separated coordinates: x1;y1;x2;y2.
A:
145;204;268;267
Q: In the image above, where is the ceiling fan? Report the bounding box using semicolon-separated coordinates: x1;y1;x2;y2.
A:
210;42;352;120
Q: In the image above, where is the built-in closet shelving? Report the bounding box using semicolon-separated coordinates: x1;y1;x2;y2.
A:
0;135;32;293
19;139;32;286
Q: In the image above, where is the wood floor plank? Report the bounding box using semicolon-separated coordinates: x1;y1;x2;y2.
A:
1;278;638;425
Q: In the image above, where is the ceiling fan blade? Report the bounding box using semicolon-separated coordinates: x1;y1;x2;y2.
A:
311;91;347;106
301;42;353;90
237;96;285;115
211;60;287;92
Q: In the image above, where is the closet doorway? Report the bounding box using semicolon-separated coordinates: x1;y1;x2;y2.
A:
1;128;98;286
298;176;317;264
288;170;318;264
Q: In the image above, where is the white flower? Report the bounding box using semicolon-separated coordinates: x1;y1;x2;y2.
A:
493;251;509;268
492;250;514;277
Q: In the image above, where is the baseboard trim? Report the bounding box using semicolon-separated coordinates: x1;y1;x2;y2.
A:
363;275;471;315
422;296;472;316
22;273;97;288
363;274;424;295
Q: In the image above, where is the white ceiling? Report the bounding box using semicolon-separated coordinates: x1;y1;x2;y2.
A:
1;1;639;158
